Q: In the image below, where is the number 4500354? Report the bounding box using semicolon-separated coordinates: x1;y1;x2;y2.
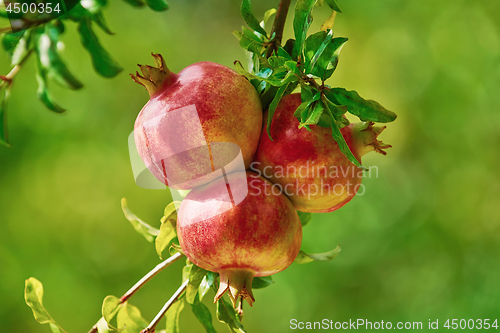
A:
6;2;61;14
444;319;499;330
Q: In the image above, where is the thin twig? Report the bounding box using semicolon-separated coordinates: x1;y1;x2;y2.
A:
265;0;292;58
0;49;33;89
121;252;184;303
0;26;12;34
141;279;189;333
86;252;184;333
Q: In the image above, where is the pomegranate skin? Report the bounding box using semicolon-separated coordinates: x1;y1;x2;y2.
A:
134;60;262;189
177;171;302;305
253;93;389;213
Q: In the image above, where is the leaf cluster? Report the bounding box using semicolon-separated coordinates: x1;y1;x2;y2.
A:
234;0;397;167
0;0;169;146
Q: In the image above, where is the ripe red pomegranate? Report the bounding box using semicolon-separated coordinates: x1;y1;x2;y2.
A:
253;93;391;213
132;53;262;189
176;171;302;306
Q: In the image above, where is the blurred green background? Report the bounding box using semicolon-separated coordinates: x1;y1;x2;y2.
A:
1;0;500;332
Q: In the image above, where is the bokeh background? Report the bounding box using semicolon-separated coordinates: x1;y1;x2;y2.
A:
1;0;500;331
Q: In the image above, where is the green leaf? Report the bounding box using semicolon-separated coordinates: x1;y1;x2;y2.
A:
267;82;293;140
121;0;145;7
144;0;169;11
295;245;341;264
238;30;263;54
292;0;318;59
277;46;292;60
121;198;160;243
34;54;66;113
261;8;277;30
117;302;149;333
77;19;123;78
102;295;122;323
216;297;246;333
35;22;84;90
294;90;320;119
304;31;347;80
198;272;217;301
299;100;324;128
327;88;397;123
191;297;218;333
156;201;179;259
241;0;268;37
165;297;185;333
252;276;273;289
323;100;362;167
2;30;31;65
324;0;342;12
297;211;313;227
24;278;68;332
304;30;332;73
234;61;283;87
0;87;10;147
186;265;208;304
91;11;115;35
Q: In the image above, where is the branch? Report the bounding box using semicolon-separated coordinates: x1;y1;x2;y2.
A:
265;0;292;58
0;26;12;34
0;49;33;88
86;252;185;333
141;279;189;333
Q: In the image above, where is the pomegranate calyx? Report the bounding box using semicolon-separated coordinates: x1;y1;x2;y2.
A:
353;121;392;158
130;53;176;97
214;269;255;307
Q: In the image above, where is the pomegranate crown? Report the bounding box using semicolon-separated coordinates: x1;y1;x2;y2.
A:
130;53;175;97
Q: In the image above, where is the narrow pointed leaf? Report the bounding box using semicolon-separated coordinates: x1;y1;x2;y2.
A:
121;0;145;7
77;19;123;78
198;272;217;301
295;245;341;264
0;87;10;147
328;88;397;123
252;276;273;289
324;101;361;167
34;57;66;113
292;0;318;59
299;101;324;128
324;0;342;12
36;23;84;90
261;8;277;30
165;298;185;333
267;82;293;140
121;198;159;243
144;0;169;11
216;297;246;333
241;0;268;37
191;297;218;333
186;265;208;304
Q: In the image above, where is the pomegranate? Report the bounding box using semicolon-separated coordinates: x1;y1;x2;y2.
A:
176;171;302;306
132;53;262;189
253;93;391;213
